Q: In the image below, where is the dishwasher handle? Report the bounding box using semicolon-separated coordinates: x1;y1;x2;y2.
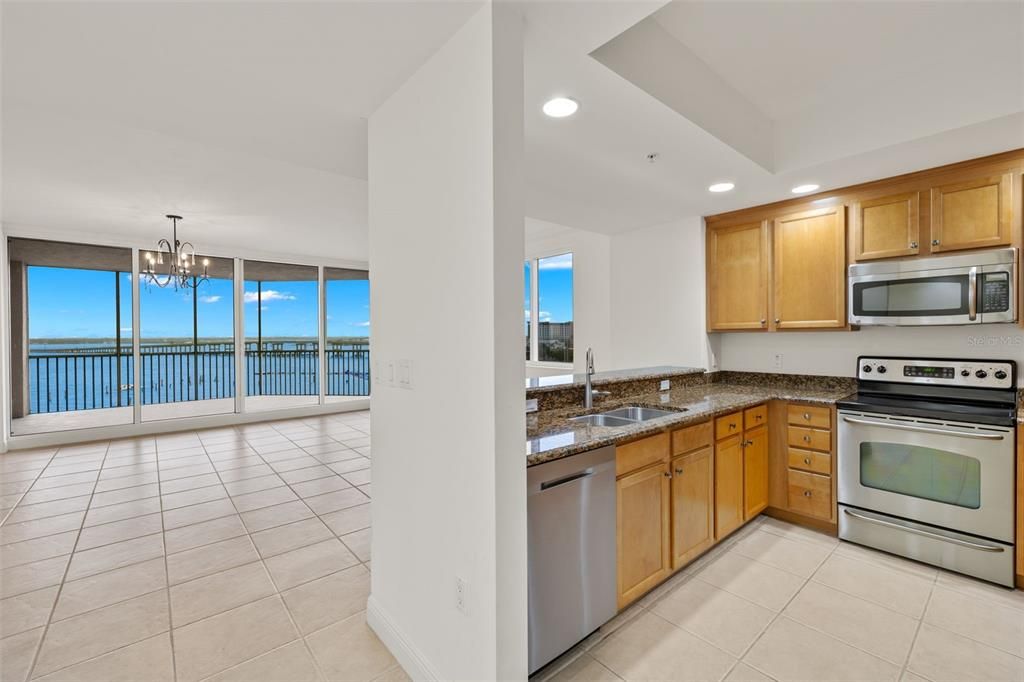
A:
540;468;595;491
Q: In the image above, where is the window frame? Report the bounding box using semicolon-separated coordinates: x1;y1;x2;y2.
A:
525;249;574;369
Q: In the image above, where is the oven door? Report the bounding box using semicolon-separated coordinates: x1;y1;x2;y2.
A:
837;411;1014;542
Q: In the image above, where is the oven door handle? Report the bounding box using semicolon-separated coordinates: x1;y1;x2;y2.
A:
842;509;1005;553
841;415;1006;441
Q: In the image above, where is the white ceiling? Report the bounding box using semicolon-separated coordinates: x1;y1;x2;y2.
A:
3;0;1024;251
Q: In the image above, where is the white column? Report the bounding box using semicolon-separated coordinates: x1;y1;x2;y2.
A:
0;225;10;452
366;2;527;679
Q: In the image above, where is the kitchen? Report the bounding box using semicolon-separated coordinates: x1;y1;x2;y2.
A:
525;149;1024;680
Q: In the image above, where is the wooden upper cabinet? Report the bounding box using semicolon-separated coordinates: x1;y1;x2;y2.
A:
706;221;769;331
930;173;1012;252
852;191;920;261
773;206;847;329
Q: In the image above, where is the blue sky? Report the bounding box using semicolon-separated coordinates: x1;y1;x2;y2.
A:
525;253;573;327
27;266;371;340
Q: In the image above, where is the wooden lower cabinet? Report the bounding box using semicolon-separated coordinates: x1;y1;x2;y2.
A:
616;461;671;608
671;447;714;569
1017;425;1023;587
787;469;832;520
743;426;768;520
714;434;745;539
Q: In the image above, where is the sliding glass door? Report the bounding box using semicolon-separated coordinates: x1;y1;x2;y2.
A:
139;256;235;420
325;267;369;401
243;260;319;411
8;239;134;435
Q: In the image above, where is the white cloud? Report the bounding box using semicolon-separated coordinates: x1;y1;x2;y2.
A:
354;321;370;327
199;295;221;304
244;290;295;304
539;310;551;321
537;253;572;270
120;327;133;333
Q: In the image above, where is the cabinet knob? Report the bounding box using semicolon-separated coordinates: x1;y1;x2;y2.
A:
664;471;672;478
909;241;918;249
803;412;811;420
760;319;767;326
804;457;812;465
729;423;737;430
803;435;811;443
932;239;940;246
803;490;812;497
756;415;763;421
675;467;684;475
775;318;781;324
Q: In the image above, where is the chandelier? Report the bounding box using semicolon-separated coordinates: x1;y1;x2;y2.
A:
142;214;209;290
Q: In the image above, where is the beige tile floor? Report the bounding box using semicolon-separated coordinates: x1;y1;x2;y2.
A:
536;516;1024;682
0;409;407;682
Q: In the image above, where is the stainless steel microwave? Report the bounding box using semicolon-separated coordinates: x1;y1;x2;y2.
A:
848;248;1016;326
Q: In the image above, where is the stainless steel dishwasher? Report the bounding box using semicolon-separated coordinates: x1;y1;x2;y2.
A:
527;445;617;674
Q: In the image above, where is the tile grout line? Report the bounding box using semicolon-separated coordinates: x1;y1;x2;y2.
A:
155;437;185;682
898;571;938;682
23;439;114;682
0;448;64;527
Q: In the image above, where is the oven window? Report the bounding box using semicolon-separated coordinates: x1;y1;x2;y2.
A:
860;442;980;508
853;275;968;317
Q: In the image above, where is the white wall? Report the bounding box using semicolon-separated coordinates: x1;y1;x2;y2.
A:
609;217;716;371
1;223;10;453
525;217;610;376
718;324;1024;381
367;3;526;680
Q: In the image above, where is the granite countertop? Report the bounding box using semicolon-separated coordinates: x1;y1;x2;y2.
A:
526;381;855;466
525;365;704;395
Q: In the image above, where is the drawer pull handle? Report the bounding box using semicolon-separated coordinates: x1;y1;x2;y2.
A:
664;471;672;478
802;435;811;443
803;412;811;420
803;457;812;465
755;415;763;421
803;490;812;497
675;467;683;475
729;423;737;430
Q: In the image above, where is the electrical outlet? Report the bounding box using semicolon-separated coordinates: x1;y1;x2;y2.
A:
773;353;784;370
659;379;670;391
455;577;467;614
525;399;539;413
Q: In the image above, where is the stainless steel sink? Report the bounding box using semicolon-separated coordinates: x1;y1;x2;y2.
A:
601;406;682;422
569;406;685;428
568;414;637;427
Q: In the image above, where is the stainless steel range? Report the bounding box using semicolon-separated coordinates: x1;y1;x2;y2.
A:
837;356;1017;586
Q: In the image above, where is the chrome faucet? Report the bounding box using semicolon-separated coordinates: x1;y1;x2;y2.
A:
584;348;610;409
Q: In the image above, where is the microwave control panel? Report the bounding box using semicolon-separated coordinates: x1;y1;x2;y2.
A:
858;357;1015;389
980;272;1011;313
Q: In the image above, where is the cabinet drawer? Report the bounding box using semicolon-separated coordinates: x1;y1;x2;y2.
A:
787;469;832;520
616;432;669;477
671;421;712;456
787;426;831;452
744;404;767;430
787;447;831;476
715;412;743;441
787;404;830;429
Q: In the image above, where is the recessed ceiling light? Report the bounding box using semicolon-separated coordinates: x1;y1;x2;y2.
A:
542;97;579;118
791;184;820;194
708;182;735;193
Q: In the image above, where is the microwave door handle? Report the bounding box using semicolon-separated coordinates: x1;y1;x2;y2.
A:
968;266;978;321
841;415;1006;441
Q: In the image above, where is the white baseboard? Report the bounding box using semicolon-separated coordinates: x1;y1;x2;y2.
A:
367;594;441;681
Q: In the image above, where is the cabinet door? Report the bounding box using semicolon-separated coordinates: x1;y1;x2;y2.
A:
852;191;920;261
671;447;714;570
930;173;1012;252
714;435;744;540
743;426;768;520
707;221;770;331
773;206;847;329
617;463;671;608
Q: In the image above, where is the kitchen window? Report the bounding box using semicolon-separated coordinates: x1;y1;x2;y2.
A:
525;252;574;364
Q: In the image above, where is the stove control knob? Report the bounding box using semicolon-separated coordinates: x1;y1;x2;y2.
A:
975;370;988;379
862;365;872;373
961;369;971;377
994;370;1007;380
876;365;887;374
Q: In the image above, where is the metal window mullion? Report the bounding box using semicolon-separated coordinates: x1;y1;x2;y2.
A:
318;266;326;405
131;249;142;424
234;258;245;414
530;258;539;362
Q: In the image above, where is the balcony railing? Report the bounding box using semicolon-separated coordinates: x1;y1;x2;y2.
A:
26;345;370;414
